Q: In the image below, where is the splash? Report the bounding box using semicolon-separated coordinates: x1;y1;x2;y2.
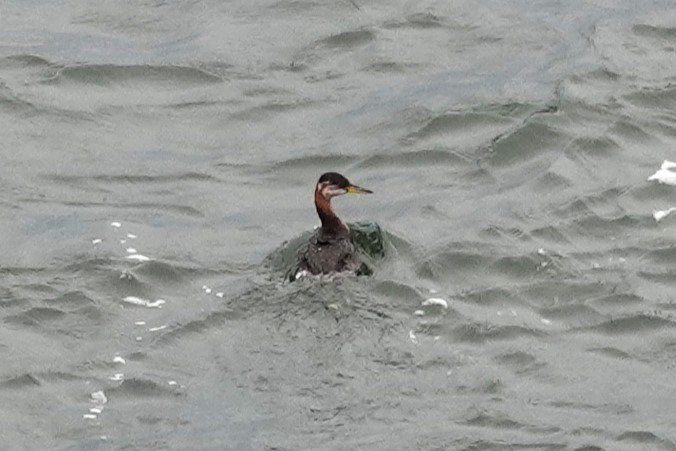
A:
648;161;676;221
648;160;676;185
422;297;448;308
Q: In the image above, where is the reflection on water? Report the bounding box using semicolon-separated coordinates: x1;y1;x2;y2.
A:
1;0;676;449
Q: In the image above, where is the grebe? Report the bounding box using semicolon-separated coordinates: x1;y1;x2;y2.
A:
295;172;372;279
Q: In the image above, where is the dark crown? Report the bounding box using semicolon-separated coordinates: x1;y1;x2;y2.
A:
317;172;351;188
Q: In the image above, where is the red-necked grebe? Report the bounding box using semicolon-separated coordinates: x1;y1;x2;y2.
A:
295;172;372;278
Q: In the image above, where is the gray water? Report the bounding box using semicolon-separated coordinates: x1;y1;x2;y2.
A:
2;0;676;449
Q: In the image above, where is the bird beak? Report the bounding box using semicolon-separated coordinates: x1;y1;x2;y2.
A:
346;184;373;194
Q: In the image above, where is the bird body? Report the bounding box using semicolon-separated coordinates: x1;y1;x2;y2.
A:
297;233;361;275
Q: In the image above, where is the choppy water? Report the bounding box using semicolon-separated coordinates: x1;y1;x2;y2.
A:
2;0;676;449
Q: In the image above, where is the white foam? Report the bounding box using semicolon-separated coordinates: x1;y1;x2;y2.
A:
294;270;309;280
108;373;124;382
127;234;137;239
110;222;121;228
120;240;126;244
413;310;425;316
648;160;676;185
136;336;143;341
83;414;97;419
91;390;107;404
92;238;102;245
537;248;546;255
654;207;676;222
89;408;102;414
122;296;149;306
149;325;168;332
122;296;165;308
541;318;552;325
113;356;126;364
168;380;178;386
422;298;448;308
126;254;150;262
126;248;137;254
216;292;224;298
135;321;146;326
408;330;418;344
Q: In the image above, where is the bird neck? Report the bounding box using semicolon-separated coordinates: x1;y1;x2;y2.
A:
315;190;348;240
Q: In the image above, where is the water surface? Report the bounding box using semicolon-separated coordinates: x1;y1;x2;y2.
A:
2;0;676;449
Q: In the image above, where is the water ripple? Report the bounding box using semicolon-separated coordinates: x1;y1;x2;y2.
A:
43;64;222;87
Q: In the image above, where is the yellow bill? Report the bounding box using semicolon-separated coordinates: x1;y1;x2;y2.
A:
346;184;373;194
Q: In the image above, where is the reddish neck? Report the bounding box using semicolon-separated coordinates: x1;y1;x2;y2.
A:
314;190;348;240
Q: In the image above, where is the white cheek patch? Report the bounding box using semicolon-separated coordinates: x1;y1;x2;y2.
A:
326;187;347;197
318;182;346;198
